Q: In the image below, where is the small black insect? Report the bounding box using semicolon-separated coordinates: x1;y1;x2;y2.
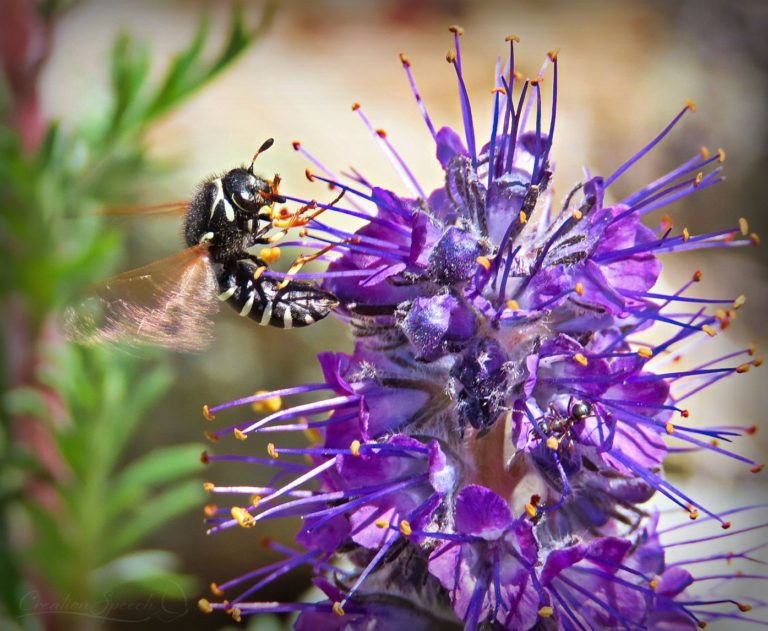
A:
67;139;338;351
537;399;592;439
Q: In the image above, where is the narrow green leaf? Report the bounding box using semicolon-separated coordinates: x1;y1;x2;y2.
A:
108;481;203;557
107;443;203;521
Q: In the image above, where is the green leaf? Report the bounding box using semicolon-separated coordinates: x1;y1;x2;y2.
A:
107;33;151;138
143;17;210;121
3;387;48;419
107;443;203;520
108;481;203;557
90;550;196;598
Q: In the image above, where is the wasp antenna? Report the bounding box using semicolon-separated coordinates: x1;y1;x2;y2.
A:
249;138;276;173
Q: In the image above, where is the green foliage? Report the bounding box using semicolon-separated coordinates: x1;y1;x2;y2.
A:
11;343;200;598
0;2;278;628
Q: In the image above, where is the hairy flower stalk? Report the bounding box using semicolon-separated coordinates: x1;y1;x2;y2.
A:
199;29;765;629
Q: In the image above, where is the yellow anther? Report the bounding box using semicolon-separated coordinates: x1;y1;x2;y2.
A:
251;390;282;414
253;266;267;281
446;50;457;63
204;431;219;443
505;35;521;43
750;232;761;247
649;578;659;590
202;405;215;421
230;607;242;623
736;363;751;374
198;598;213;614
231;506;255;528
210;583;224;597
748;343;757;356
573;353;589;367
538;606;554;618
259;247;281;264
375;519;389;529
685;99;697;113
267;443;279;458
751;464;765;474
738;603;753;613
688;508;699;520
682;227;690;242
448;25;464;35
524;503;538;518
399;520;413;536
476;256;492;270
203;504;218;517
701;325;717;337
303;427;322;444
575;282;584;296
753;356;764;368
717;147;726;163
693;172;703;187
233;428;247;441
572;209;583;220
733;294;746;309
547;49;560;61
715;308;727;322
250;495;261;508
637;347;653;359
665;422;675;435
546;436;559;450
399;52;410;67
739;217;749;236
699;146;711;159
506;299;520;310
350;440;361;456
512;69;524;81
203;482;215;493
333;601;345;616
661;214;674;230
519;210;528;224
491;86;507;95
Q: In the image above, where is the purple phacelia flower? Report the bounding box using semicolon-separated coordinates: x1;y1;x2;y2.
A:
198;28;766;630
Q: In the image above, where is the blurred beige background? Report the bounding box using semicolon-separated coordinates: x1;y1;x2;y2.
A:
38;0;767;628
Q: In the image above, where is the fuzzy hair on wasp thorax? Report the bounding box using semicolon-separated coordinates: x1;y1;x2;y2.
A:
65;138;339;352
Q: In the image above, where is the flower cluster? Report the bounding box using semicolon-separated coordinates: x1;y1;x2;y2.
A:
199;28;765;629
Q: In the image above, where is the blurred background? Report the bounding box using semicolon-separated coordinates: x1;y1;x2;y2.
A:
1;0;766;629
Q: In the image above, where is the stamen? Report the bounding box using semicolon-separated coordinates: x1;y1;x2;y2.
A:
605;102;695;189
447;47;478;168
352;103;426;199
399;52;437;138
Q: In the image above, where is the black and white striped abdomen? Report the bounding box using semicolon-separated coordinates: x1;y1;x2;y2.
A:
216;262;338;329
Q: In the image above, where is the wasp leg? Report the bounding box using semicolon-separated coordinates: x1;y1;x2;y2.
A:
268;190;346;243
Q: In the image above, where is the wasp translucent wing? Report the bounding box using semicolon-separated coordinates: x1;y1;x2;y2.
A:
65;244;219;352
99;200;190;217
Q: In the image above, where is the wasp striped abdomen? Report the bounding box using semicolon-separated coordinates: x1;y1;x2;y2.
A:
217;261;338;329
